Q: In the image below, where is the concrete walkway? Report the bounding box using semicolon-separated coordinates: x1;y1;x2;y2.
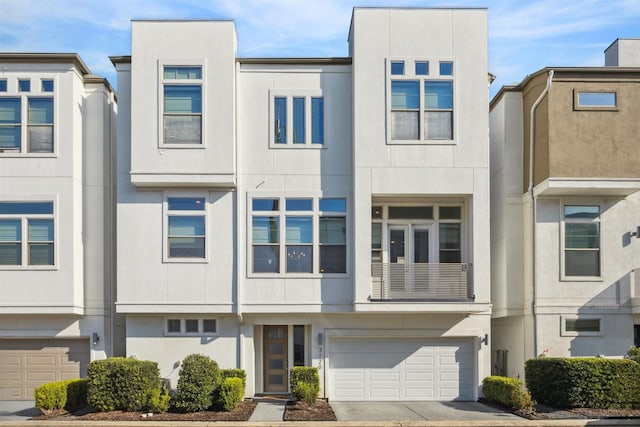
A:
0;401;39;421
248;397;287;422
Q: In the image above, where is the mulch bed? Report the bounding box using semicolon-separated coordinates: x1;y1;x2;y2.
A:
283;399;337;421
481;398;640;420
32;400;256;422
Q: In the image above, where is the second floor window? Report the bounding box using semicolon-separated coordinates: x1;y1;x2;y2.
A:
0;201;54;267
271;92;324;147
563;205;600;278
0;96;54;153
162;66;202;145
166;197;206;260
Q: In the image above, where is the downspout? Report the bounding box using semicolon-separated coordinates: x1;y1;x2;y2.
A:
235;59;244;373
528;70;554;358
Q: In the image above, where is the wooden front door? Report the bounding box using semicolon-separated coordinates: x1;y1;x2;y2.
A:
264;325;288;392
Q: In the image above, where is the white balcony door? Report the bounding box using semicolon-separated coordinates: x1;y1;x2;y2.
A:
388;225;433;293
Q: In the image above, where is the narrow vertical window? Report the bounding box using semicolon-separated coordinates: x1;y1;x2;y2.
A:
167;197;205;258
28;98;54;153
0;219;21;265
319;198;347;273
564;205;600;277
252;216;280;272
311;97;324;144
0;80;7;92
391;81;419;140
286;216;313;272
274;97;287;144
293;97;305;144
163;66;202;145
0;98;21;152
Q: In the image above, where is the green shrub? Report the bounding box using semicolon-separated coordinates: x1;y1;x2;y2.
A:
221;368;247;387
525;357;640;409
219;377;244;411
625;346;640;364
35;381;67;414
290;366;320;404
87;357;163;412
482;376;533;409
65;378;89;411
173;354;221;412
146;386;171;413
293;382;319;406
34;378;89;414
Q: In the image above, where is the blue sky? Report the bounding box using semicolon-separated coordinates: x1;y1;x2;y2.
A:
1;0;639;98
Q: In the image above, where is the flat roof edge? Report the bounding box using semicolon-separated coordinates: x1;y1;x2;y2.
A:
0;53;91;75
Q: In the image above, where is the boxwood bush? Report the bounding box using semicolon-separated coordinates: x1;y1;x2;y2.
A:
219;377;244;411
173;354;221;412
87;357;164;412
525;357;640;409
482;376;532;409
35;378;89;414
221;368;247;387
290;366;320;404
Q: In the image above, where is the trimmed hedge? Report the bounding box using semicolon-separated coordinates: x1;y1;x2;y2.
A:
87;357;163;412
219;377;244;411
290;366;320;404
34;378;89;414
525;357;640;409
221;368;247;387
173;354;221;412
482;376;532;409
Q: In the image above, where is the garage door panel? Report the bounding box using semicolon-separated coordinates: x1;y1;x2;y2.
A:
0;339;89;400
329;337;474;401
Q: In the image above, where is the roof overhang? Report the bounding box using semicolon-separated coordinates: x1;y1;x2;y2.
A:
534;178;640;197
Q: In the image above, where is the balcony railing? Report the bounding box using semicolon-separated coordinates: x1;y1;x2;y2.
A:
371;262;473;301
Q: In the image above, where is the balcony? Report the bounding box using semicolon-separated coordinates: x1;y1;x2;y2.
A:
371;263;473;301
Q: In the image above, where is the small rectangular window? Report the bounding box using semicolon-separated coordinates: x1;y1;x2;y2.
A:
252;198;279;211
320;198;346;212
390;61;405;75
566;318;600;332
203;319;216;333
0;80;6;92
286;198;312;211
440;206;461;220
41;80;54;92
164;66;202;80
577;92;616;108
372;206;383;219
185;319;199;333
388;206;433;219
18;79;30;92
167;319;181;333
0;202;53;215
415;61;429;75
439;62;453;76
166;197;206;259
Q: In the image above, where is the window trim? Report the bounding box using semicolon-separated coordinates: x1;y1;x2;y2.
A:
0;198;57;270
248;193;349;277
164;317;218;336
163;192;209;263
158;59;207;149
387;57;455;145
268;90;325;149
574;90;618;111
560;316;602;336
560;202;602;281
0;76;57;157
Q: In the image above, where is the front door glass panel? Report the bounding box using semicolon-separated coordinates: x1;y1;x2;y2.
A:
264;325;288;392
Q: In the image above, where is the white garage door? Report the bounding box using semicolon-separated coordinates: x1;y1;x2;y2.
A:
0;339;90;400
328;337;474;401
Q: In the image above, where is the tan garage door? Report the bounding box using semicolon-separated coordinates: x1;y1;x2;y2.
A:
0;339;90;400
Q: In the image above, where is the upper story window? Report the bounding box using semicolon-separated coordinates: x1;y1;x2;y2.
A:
388;59;454;143
41;80;54;92
0;94;54;154
0;201;54;267
161;65;203;146
165;317;217;336
0;80;6;92
270;91;324;147
250;195;347;275
563;205;600;278
18;79;30;92
390;61;405;75
164;196;206;261
574;90;617;110
561;316;602;336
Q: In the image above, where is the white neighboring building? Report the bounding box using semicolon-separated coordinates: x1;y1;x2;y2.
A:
0;54;118;400
490;39;640;379
113;7;491;401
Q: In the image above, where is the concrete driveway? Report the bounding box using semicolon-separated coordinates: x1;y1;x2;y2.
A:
331;401;520;422
0;400;39;421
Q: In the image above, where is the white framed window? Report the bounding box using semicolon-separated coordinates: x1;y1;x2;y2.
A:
388;58;454;143
371;203;464;264
269;90;324;148
163;195;207;262
0;201;55;268
165;318;217;336
562;205;600;279
0;77;55;155
574;90;617;110
249;194;347;276
159;61;205;147
561;316;602;336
